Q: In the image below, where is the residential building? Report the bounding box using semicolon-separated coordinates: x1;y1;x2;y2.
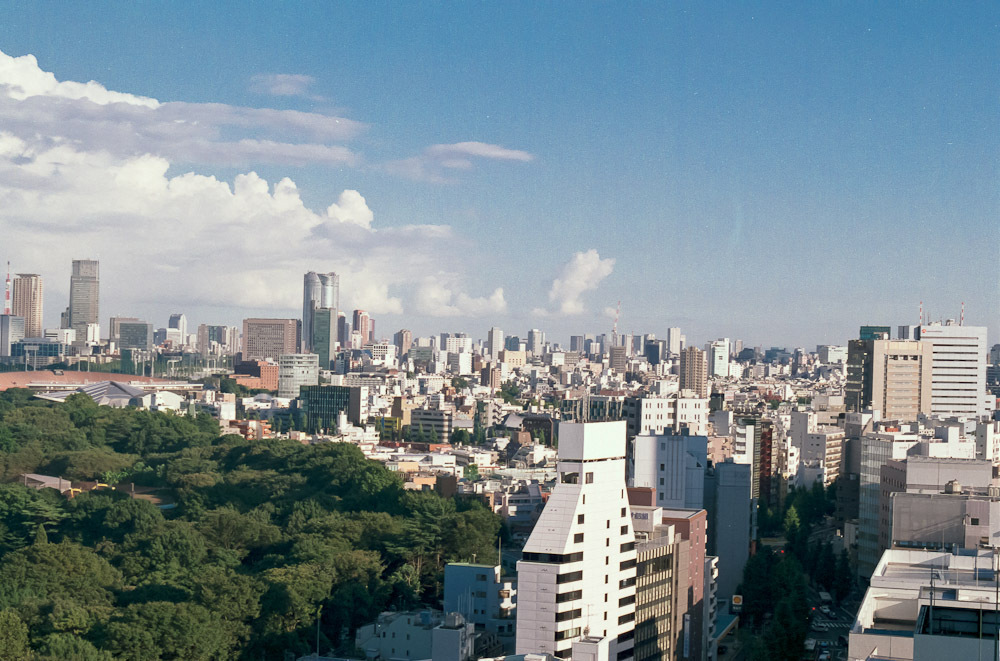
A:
515;421;637;659
11;273;42;338
277;353;319;399
242;318;301;361
411;408;454;443
443;563;516;634
624;395;709;438
679;347;708;398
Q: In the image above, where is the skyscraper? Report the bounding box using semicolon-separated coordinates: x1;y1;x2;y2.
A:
353;310;370;346
12;273;43;339
241;318;301;361
515;421;637;659
679;347;708;398
0;315;25;357
312;307;338;368
526;328;544;355
302;272;339;352
67;259;99;339
168;313;187;339
394;329;413;357
487;327;504;361
666;327;682;356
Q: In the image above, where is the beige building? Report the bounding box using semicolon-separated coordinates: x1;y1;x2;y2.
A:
241;318;301;361
498;349;526;367
12;273;43;338
679;346;708;398
871;340;932;421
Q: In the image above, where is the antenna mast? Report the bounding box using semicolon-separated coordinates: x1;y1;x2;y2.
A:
612;300;621;348
3;262;10;315
919;301;923;326
961;302;965;326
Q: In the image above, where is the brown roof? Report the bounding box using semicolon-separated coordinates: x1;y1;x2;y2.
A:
0;370;181;391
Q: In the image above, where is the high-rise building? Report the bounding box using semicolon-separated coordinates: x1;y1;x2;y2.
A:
679;347;708;398
666;327;682;356
67;259;99;340
707;339;730;378
109;316;141;345
196;324;238;356
302;272;339;352
242;318;301;361
11;274;43;338
118;321;154;351
0;315;25;357
277;353;319;399
845;339;932;421
919;322;990;417
515;421;637;659
610;345;627;373
353;310;370;347
526;328;544;356
393;329;413;357
312;307;338;369
487;327;504;361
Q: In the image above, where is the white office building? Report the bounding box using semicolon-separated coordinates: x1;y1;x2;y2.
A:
919;322;990;418
277;353;320;399
487;327;504;362
707;339;730;378
666;327;682;356
515;421;637;659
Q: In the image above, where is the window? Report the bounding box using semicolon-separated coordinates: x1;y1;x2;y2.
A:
476;574;487;581
574;533;584;543
659;477;664;485
620;541;636;552
554;627;581;641
620;558;637;570
621;507;627;517
621;525;629;535
557;571;583;584
522;551;584;564
577;514;585;524
619;595;636;607
972;518;981;525
556;590;582;603
606;538;609;547
659;463;664;471
618;612;635;625
585;472;594;483
561;472;579;484
555;608;582;622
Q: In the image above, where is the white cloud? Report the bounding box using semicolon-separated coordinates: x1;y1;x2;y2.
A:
249;73;317;98
414;280;508;317
0;51;158;107
386;141;534;183
326;190;375;229
542;249;616;315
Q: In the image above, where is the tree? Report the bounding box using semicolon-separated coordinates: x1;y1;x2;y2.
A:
0;608;30;661
450;429;470;446
464;464;480;481
833;549;854;603
783;504;800;537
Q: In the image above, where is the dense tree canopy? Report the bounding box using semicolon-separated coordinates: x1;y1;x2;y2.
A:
0;388;502;659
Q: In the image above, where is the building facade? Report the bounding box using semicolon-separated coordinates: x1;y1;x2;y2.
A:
11;273;42;338
242;318;301;361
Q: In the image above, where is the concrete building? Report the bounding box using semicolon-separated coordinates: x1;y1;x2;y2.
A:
311;307;338;368
117;320;153;351
703;460;753;602
527;329;544;356
353;309;371;344
109;316;141;345
918;322;990;417
488;327;504;362
167;313;187;342
66;259;99;341
302;271;338;352
356;610;478;661
848;548;1000;661
11;273;42;338
845;338;932;420
631;431;707;509
411;408;454;443
0;314;25;357
515;421;637;659
394;329;413;357
707;339;730;379
443;563;516;634
666;328;682;356
242;318;301;361
196;324;238;356
277;353;319;399
679;347;708;399
300;385;367;431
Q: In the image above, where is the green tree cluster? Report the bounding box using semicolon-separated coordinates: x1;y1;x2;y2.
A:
0;390;503;659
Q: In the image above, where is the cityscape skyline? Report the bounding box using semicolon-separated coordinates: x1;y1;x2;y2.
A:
0;4;996;348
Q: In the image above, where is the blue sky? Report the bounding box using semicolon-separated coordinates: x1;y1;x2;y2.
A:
0;3;996;348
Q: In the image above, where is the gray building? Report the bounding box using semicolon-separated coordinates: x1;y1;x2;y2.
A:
704;459;753;601
302;271;338;353
117;320;154;351
1;314;25;357
66;259;99;340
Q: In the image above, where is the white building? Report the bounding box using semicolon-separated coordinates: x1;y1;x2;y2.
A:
277;353;319;399
488;327;504;362
919;322;990;417
624;395;709;437
631;431;707;509
515;421;637;659
707;339;730;378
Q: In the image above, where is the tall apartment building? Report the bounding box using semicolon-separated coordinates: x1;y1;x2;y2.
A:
918;322;990;417
679;347;708;398
66;259;99;340
515;421;637;659
302;271;339;352
242;318;301;361
11;273;43;338
845;338;932;420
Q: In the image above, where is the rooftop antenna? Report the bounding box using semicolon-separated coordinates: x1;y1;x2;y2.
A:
919;301;924;326
961;302;965;326
612;300;621;349
3;261;10;315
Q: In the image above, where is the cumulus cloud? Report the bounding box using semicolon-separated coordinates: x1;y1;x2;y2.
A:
386;141;534;182
249;73;318;98
541;250;616;316
0;49;519;323
414;280;508;317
